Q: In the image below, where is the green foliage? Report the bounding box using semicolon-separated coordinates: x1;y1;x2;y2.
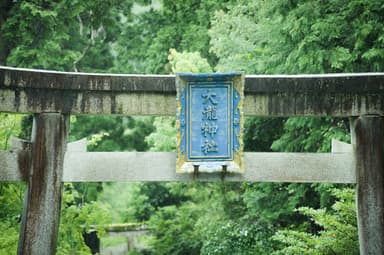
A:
18;115;34;141
2;0;131;71
0;183;25;254
145;117;176;152
244;117;285;152
272;188;358;255
0;221;19;254
129;183;190;222
243;183;311;225
69;115;153;209
209;4;263;73
70;182;103;204
57;183;111;254
271;117;350;153
210;0;384;74
70;115;155;152
0;183;24;222
98;183;140;223
168;48;212;73
147;203;202;255
112;0;231;74
200;220;274;255
0;115;25;253
0;113;24;150
3;0;379;253
207;2;366;254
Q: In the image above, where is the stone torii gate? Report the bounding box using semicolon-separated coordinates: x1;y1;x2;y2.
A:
0;66;383;254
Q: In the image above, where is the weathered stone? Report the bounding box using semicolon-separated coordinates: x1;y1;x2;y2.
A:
1;150;356;183
353;116;384;255
0;66;383;255
18;113;69;255
61;152;355;183
1;66;384;116
331;138;353;153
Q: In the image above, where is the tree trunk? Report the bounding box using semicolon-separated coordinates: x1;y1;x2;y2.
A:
0;0;13;65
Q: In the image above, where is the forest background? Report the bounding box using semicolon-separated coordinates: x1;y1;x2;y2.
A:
1;0;383;254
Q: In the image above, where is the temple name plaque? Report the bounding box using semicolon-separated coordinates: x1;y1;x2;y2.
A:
176;73;244;173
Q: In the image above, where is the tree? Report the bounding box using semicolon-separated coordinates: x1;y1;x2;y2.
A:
0;2;134;252
70;115;155;152
210;0;384;74
243;117;285;152
57;183;111;254
0;182;24;253
272;188;358;255
0;113;25;253
111;0;232;74
206;0;384;252
1;0;132;72
0;113;24;150
3;0;382;253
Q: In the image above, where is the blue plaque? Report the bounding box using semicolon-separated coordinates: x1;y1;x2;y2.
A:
176;73;244;173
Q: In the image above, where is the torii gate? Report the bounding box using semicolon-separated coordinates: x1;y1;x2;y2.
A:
0;66;383;255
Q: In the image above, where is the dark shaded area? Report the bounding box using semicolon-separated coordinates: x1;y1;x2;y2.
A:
82;230;100;255
244;117;286;152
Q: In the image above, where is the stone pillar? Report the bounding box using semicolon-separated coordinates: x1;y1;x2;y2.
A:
353;115;384;255
18;113;69;255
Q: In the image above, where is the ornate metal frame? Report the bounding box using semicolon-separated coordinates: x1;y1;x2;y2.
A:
176;73;244;173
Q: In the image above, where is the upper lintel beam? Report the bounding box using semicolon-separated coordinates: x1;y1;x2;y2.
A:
1;66;384;116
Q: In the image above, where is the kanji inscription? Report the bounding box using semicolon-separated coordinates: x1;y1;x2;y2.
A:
176;73;244;173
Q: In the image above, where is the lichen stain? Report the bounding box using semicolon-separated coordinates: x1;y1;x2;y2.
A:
111;94;117;114
60;91;78;114
4;72;11;86
80;92;88;113
17;149;30;181
14;88;20;112
88;77;112;91
24;88;77;114
117;103;123;114
98;94;104;114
